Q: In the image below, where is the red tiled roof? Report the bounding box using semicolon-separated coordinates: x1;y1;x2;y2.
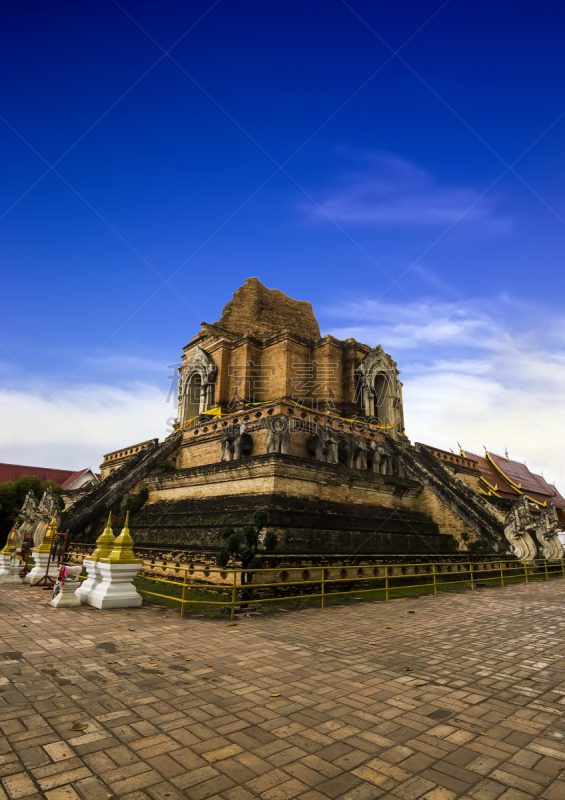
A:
465;451;565;510
489;452;558;497
60;469;89;490
0;463;77;486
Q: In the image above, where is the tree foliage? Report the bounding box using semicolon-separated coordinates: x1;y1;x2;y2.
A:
0;475;63;539
467;539;500;554
216;510;277;602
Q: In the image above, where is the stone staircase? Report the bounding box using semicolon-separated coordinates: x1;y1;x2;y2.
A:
387;438;505;547
62;431;182;539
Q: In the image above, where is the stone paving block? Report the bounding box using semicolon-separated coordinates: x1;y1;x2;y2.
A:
351;765;398;791
110;769;163;795
145;782;189;800
44;788;81;800
42;742;75;762
1;772;37;799
421;790;457;800
317;772;363;798
36;767;92;792
183;774;236;800
497;790;536;800
73;776;112;800
489;768;549;795
145;753;186;779
393;776;437;800
3;582;565;800
467;779;507;800
223;788;257;800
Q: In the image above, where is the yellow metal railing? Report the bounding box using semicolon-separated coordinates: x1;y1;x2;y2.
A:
63;557;564;619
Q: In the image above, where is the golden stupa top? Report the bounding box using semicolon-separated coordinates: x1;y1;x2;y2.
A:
91;512;116;560
37;515;57;553
103;511;142;564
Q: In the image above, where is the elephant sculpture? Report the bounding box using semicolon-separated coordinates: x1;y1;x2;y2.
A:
307;428;339;465
263;415;290;455
221;424;254;461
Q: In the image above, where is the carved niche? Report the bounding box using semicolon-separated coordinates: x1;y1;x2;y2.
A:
177;346;217;425
355;346;402;424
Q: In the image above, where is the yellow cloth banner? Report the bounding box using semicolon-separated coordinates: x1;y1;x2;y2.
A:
201;407;222;418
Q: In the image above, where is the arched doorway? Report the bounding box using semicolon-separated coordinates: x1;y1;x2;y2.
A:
181;372;203;424
374;372;392;425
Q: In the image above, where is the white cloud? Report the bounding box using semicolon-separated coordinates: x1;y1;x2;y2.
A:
326;297;504;350
326;295;565;489
303;151;510;230
0;382;174;471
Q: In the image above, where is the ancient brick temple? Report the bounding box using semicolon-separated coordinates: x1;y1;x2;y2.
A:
57;279;563;560
174;276;405;427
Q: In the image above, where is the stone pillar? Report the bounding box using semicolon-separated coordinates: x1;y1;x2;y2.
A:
0;525;23;585
363;383;374;417
76;513;116;604
25;515;60;585
87;512;143;609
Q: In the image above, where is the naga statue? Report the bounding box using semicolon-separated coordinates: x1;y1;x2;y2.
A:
503;495;538;561
17;490;39;539
533;502;564;560
32;486;62;547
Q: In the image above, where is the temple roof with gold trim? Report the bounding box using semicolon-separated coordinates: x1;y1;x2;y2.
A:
464;449;565;511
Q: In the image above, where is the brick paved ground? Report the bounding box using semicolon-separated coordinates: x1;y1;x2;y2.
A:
1;581;564;800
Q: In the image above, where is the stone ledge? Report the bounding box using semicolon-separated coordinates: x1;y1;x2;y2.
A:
144;452;420;492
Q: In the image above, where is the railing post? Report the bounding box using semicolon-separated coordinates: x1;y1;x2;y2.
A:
321;568;325;610
385;568;389;602
181;568;187;618
524;561;528;583
231;569;237;620
499;560;504;587
544;560;549;581
561;558;565;579
432;564;437;596
469;561;474;591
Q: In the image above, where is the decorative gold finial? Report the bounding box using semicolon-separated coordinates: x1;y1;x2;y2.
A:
106;511;142;564
38;514;57;553
505;447;509;460
91;512;116;560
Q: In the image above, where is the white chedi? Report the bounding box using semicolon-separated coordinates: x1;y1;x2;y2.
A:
85;512;143;610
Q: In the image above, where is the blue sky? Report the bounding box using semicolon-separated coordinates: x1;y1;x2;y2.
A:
2;0;565;484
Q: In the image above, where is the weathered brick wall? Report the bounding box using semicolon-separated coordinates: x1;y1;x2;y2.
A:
181;331;401;420
408;485;479;545
176;279;402;422
218;277;321;341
